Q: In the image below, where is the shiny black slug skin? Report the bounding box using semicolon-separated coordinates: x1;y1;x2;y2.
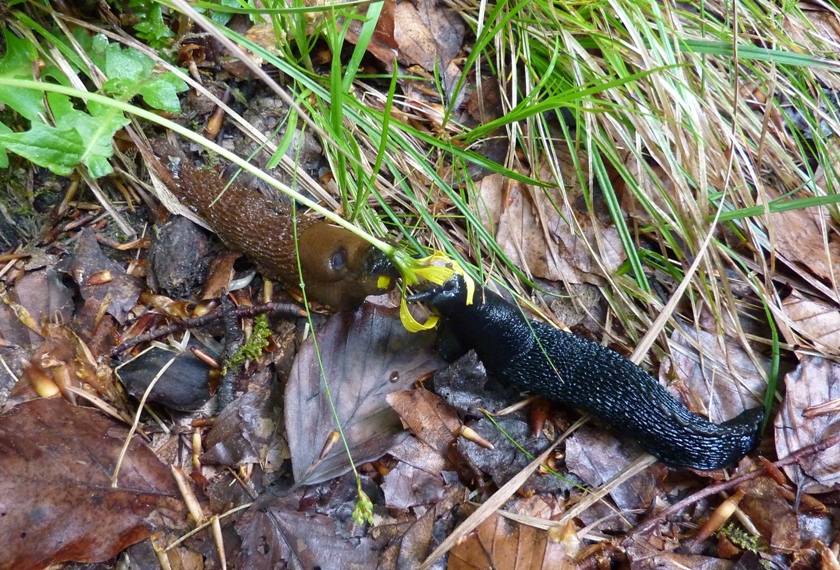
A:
422;276;764;471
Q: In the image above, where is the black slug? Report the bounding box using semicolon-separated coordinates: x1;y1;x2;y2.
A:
415;276;764;470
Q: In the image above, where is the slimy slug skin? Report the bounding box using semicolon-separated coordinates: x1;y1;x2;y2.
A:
154;149;397;310
418;276;764;470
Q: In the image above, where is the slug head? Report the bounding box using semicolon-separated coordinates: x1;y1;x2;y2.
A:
297;223;398;310
408;275;469;313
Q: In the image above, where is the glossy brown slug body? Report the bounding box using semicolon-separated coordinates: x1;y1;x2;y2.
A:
154;151;397;310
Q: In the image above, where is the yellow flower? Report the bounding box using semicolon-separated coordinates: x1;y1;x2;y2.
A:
397;252;475;332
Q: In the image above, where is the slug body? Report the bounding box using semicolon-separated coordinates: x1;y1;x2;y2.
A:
420;277;764;470
156;152;397;310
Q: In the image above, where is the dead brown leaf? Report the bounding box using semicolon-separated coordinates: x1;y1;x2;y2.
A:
342;0;399;65
783;7;840;57
9;322;117;407
286;303;444;485
739;476;800;552
782;289;840;352
392;0;463;103
763;195;840;286
57;228;144;325
0;267;73;347
382;461;447;510
774;356;840;494
388;434;450;475
432;351;524;416
202;388;282;469
235;493;379;570
664;322;767;423
387;386;461;459
456;417;570;495
448;496;576;570
565;425;656;528
375;484;465;569
0;398;183;570
477;164;625;285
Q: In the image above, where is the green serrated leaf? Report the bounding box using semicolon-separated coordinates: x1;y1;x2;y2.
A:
139;73;187;114
104;43;155;85
66;101;131;177
131;2;175;49
97;42;187;113
0;122;83;176
0;30;44;120
10;93;131;178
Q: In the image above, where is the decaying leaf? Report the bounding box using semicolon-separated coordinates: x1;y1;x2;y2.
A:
456;417;570;495
738;476;800;552
56;228;143;325
774;356;840;494
235;493;379;570
763;194;840;284
565;425;656;529
431;351;522;416
286;303;444;485
0;267;73;348
448;496;576;570
10;322;116;406
342;0;399;65
0;399;184;570
382;461;447;510
782;289;840;352
664;321;767;423
202;388;281;468
392;0;464;103
375;484;465;569
477;162;625;286
387;386;461;460
388;434;451;475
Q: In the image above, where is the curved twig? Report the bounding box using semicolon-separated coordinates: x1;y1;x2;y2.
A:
111;302;306;357
628;434;840;539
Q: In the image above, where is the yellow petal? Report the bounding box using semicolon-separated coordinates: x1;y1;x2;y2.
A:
400;297;439;332
463;272;476;305
414;265;455;285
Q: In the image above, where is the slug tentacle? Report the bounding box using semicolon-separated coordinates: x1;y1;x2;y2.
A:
422;276;764;471
152;147;397;310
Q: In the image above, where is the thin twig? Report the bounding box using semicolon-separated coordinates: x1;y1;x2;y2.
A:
111;302;306;356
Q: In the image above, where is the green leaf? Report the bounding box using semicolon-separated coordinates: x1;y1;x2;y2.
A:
138;73;188;114
0;122;12;168
0;122;84;176
0;30;44;120
104;43;155;85
100;43;186;113
54;98;131;178
130;2;175;49
0;91;130;178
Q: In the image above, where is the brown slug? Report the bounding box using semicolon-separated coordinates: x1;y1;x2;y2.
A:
152;146;397;310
